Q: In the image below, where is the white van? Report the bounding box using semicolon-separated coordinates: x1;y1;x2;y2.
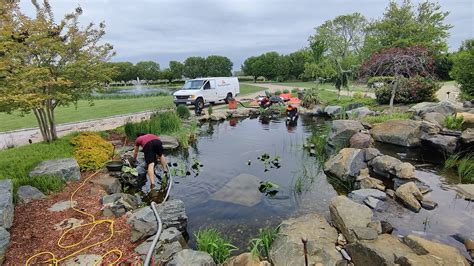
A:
173;77;240;108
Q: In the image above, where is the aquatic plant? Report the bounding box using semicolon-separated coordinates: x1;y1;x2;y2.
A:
249;225;280;260
444;153;474;183
443;114;464;130
195;228;238;264
308;124;330;164
301;88;321;108
362;112;412;124
293;176;305;193
293;161;319;193
176;104;191;119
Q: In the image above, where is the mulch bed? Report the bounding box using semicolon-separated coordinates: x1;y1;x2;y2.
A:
4;171;141;265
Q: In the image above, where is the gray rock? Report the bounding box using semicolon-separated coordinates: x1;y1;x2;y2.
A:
29;158;80;181
313;105;325;115
371;120;422;147
90;176;121;194
455;184;474;201
209;112;227;121
395;182;423;212
364;148;382;162
64;254;102;266
393;177;430;191
346;106;374;118
0;180;13;229
420;134;459;154
17;185;46;203
325;105;342;117
210;174;262;207
370;155;416;179
422;112;445;126
329;196;373;243
0;227;10;265
364;196;385;211
326;120;364;154
402;235;469;265
160;135;179;150
324;148;367;184
269;213;341;265
463;100;474;108
48;200;77;212
127;200;187;242
348;189;387;204
461;128;474;145
352;226;378;240
420;200;438;210
367;221;382;234
410;101;456;116
168;249;215;266
101;193;139;217
134;227;184;262
227;109;250;118
380;221;394;234
420;120;442;135
349;132;374;149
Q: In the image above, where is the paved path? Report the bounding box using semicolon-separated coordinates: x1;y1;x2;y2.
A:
436;82;462;102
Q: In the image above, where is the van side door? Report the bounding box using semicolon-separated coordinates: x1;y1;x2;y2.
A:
202;80;217;102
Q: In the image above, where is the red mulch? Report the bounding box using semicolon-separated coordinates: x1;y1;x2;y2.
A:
4;171;141;265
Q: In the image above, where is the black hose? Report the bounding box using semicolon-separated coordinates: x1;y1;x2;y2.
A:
237;101;260;109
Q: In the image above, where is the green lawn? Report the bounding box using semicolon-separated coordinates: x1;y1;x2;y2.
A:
0;95;174;132
273;81;370;92
239;84;266;95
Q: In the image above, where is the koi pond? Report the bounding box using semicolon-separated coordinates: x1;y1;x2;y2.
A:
142;115;473;255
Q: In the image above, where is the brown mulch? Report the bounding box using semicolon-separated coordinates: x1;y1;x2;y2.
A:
4;171;141;265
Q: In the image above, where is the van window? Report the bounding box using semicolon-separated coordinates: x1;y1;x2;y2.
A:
203;81;211;90
183;80;204;90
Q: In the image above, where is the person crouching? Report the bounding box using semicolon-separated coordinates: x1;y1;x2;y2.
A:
133;133;169;189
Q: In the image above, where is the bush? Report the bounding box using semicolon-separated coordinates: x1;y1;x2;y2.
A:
291;88;300;94
274;90;282;96
301;88;321;108
443;114;464;130
367;76;394;88
71;132;113;171
195;229;237;263
176;104;191;119
282;89;289;94
353;92;364;99
374;76;439;104
450;39;474;99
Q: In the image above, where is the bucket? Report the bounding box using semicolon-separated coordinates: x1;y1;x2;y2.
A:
228;98;237;109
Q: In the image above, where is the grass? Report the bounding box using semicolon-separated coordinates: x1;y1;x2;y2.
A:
444;153;474;183
443;114;464;130
362;112;412;124
239;84;266;96
195;228;237;264
176;104;191;119
0;134;76;194
249;225;280;260
90;91;170;100
0;95;174;132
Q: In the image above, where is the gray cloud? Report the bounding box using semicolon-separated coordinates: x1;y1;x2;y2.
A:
19;0;473;70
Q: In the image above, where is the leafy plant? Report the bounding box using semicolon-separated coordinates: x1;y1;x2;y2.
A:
444;153;474;183
362;112;412;124
301;88;321;108
207;104;213;115
443;114;464;130
282;89;290;94
176;104;191;119
195;229;238;264
353;92;364;99
258;181;280;193
71;132;113;171
249;225;280;260
274;90;282;96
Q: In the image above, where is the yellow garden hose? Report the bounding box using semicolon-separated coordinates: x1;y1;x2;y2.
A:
25;171;123;266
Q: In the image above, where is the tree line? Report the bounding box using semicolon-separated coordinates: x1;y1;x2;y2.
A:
107;55;233;83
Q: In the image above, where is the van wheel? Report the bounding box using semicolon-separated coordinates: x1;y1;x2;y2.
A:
195;98;204;109
224;93;232;104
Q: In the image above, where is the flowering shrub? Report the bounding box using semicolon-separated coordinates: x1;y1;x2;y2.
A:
375;76;439;104
71;132;113;171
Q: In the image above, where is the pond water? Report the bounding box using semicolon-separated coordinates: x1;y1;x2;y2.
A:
144;115;473;256
94;85;175;97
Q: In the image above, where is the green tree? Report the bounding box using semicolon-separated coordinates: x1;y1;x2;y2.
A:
135;61;160;80
169;60;184;80
450;39;474;99
364;0;452;56
260;52;281;81
288;50;309;80
108;62;136;82
183;56;207;78
160;68;174;83
0;1;114;142
241;56;263;82
205;55;233;77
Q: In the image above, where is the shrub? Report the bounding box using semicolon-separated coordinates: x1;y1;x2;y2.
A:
374;76;439;104
353;92;364;99
71;132;113;171
450;39;474;99
274;90;282;96
282;89;289;94
291;88;299;94
249;226;280;260
176;104;191;119
301;88;321;108
443;114;464;130
195;229;237;263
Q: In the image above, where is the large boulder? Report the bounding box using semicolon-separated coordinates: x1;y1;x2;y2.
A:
16;185;46;203
457;112;474;125
410;101;456;116
395;182;423;212
269;213;342;265
90;176;121;194
0;227;10;265
325;120;364;154
371;120;422;147
454;184;474;201
402;235;469;265
349;132;374;149
369;155;415;179
329;196;373;243
160;135;179;150
224;252;269;266
211;174;262;207
0;180;13;229
101;193;139;217
422;112;445;126
168;249;215;266
324;148;367;184
210;112;227;121
461;128;474;145
324;105;342;117
420;134;459;154
29;158;81;181
346;106;374;118
134;227;185;263
348;189;387;204
127;199;187;242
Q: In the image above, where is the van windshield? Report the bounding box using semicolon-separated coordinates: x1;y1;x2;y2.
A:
183;80;204;90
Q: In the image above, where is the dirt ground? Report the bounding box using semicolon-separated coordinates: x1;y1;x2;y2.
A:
4;171;141;265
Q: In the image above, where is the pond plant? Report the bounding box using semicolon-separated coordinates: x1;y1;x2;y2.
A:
176;104;191;119
444;153;474;183
301;88;321;108
195;228;238;264
249;225;281;260
443;114;464;130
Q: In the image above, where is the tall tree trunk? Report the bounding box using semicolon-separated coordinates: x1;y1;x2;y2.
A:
389;80;398;113
33;109;48;142
37;107;53;142
46;100;57;140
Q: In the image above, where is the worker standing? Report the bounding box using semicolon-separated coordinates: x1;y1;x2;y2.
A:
133;133;168;189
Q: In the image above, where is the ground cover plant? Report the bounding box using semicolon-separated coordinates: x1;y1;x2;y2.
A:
443;114;464;130
71;132;113;171
176;104;191;119
195;228;237;264
249;225;280;260
362;112;412;124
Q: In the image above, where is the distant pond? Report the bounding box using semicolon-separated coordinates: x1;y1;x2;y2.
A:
93;85;177;98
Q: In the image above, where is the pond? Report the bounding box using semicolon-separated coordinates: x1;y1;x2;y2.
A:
94;85;175;97
144;115;473;255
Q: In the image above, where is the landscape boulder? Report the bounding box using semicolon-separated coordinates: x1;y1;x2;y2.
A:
357;177;385;191
420;133;459;154
346;106;374;118
326;120;364;154
410;101;456;116
324;105;342;117
422;112;445;126
348;189;387;204
454;184;474;201
0;227;10;265
0;180;13;229
395;182;423;212
168;249;215;266
364;147;382;162
224;252;269;266
269;213;341;265
29;158;81;181
134;227;185;263
209;112;227;121
349;132;374;149
457;112;474;125
101;193;139;217
160;135;179;149
461;128;474;145
324;148;367;183
420;120;442;135
127;199;187;242
329;196;373;243
16;185;46;203
369;155;415;179
402;235;469;265
90;176;121;194
371;120;422;147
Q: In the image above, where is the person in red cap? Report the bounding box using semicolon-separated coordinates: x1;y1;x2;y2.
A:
133;133;168;189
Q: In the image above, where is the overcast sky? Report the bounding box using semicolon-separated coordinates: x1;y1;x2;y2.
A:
19;0;473;70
